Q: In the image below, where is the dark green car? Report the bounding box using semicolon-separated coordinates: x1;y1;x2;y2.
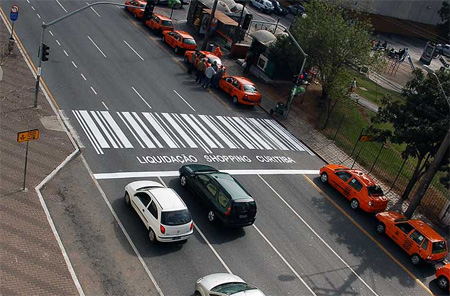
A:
179;164;257;227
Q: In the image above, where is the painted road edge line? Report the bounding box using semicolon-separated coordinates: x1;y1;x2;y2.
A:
93;169;320;179
82;155;164;296
303;175;434;296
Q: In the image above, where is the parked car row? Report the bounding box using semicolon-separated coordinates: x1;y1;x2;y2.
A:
319;164;448;274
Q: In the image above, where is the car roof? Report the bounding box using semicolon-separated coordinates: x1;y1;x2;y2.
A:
148;187;186;211
327;164;376;187
210;173;252;200
231;76;255;85
176;31;194;38
154;13;171;21
408;220;446;242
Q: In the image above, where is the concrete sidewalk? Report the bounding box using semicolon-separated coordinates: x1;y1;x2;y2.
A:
0;17;79;296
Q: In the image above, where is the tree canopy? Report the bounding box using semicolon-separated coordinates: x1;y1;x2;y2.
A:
274;0;373;104
371;68;450;202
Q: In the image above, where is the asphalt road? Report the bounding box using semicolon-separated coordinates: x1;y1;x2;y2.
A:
1;1;446;295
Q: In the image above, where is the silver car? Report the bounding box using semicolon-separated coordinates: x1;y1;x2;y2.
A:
195;273;266;296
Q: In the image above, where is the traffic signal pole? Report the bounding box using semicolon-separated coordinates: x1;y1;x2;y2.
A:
33;2;139;107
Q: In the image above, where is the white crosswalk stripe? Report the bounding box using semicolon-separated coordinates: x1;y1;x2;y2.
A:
72;110;315;156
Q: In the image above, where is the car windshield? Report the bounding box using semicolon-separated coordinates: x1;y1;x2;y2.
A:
211;282;256;293
243;84;258;93
368;185;384;196
140;3;145;7
161;210;191;226
432;241;447;254
183;38;196;45
162;20;173;26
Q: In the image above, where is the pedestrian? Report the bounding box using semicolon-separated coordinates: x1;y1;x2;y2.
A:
188;50;199;74
213;46;223;58
203;65;216;89
212;61;218;72
348;77;357;93
212;65;224;88
195;58;206;83
243;52;255;74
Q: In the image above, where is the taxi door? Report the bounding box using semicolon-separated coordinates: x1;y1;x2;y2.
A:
333;171;353;197
221;77;234;95
391;222;415;252
230;79;242;99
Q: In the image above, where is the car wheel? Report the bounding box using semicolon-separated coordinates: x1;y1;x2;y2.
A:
134;13;137;19
207;210;216;223
149;228;157;243
232;96;239;105
180;174;187;187
376;222;385;234
194;291;201;296
438;275;449;290
174;46;180;54
320;172;328;183
162;35;165;43
410;254;421;266
350;198;359;210
124;192;130;206
184;56;189;64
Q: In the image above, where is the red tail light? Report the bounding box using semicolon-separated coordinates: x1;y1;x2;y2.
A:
190;222;194;230
225;205;231;216
160;225;165;234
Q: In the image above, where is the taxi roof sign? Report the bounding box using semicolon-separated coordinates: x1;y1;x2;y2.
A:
17;129;39;143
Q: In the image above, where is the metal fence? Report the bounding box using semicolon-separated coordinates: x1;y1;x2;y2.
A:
321;109;449;225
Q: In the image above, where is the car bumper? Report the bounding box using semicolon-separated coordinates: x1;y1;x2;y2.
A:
219;217;256;227
157;231;193;242
240;98;261;106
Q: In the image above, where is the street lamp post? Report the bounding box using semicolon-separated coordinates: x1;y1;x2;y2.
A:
404;66;449;218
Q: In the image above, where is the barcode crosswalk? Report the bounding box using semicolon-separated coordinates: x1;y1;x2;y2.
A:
72;110;315;156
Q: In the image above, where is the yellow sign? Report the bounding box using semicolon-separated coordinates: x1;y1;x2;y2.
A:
17;129;39;143
359;135;373;142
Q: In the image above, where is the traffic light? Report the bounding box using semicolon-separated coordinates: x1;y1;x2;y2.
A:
41;43;50;62
241;14;253;31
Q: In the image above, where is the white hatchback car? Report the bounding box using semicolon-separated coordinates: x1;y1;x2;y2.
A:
195;273;266;296
124;181;193;243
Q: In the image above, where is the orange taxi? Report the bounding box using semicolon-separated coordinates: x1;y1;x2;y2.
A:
124;0;146;19
436;263;450;291
376;211;448;265
319;164;388;212
162;30;197;54
184;50;223;69
145;13;174;33
219;76;262;106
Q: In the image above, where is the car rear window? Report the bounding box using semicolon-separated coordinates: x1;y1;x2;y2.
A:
183;38;196;45
161;209;191;226
212;173;251;200
211;282;256;294
432;241;447;254
162;20;173;26
243;84;258;93
232;201;256;213
368;185;384;196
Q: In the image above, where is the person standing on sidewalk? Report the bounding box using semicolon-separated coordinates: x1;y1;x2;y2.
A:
203;65;216;89
347;77;357;94
212;65;224;88
243;52;256;74
195;58;207;83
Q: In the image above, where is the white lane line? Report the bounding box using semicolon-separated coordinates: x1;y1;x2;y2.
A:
252;225;316;296
36;13;41;19
158;177;232;274
93;170;320;180
81;73;87;81
132;87;152;109
80;155;164;296
173;90;195;111
55;0;68;12
31;6;35;10
102;102;109;110
71;61;78;68
123;40;144;61
63;50;69;56
257;175;379;296
27;0;30;3
90;87;97;95
56;40;61;46
87;36;107;58
49;30;54;36
86;2;101;17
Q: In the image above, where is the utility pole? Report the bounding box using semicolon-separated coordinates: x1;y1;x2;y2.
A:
201;0;219;51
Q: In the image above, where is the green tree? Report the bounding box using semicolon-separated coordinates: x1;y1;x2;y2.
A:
288;0;373;105
371;69;450;207
437;1;449;43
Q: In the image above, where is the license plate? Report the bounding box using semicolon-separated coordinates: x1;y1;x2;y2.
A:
239;214;247;218
171;236;181;240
